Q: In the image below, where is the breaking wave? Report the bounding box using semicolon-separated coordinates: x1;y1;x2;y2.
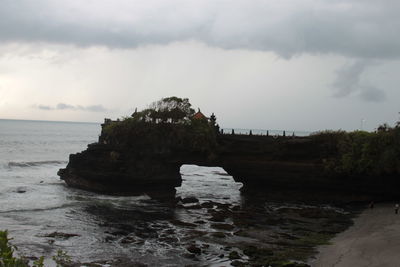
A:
8;160;67;168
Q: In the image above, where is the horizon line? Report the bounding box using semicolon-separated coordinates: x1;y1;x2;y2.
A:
0;118;101;124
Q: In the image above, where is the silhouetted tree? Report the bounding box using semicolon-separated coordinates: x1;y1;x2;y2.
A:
132;97;195;123
148;97;195;123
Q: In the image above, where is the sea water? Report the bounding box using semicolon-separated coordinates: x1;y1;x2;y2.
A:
0;119;244;266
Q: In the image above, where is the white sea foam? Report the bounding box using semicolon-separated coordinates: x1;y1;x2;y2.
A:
8;160;68;168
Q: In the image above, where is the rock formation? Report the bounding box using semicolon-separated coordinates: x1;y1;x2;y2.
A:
59;98;400;201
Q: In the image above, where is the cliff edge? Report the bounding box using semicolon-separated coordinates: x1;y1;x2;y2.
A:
58;97;400;201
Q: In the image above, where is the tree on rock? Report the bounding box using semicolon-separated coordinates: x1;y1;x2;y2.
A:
144;97;195;123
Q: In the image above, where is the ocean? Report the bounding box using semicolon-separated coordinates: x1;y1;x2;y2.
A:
0;119;355;267
0;119;246;266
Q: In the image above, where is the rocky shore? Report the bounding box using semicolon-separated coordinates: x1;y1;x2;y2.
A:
58;120;400;202
35;195;360;267
55;98;400;266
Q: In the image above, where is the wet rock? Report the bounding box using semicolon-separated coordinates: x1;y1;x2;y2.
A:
209;211;229;222
211;223;235;231
279;232;299;240
207;208;215;214
216;203;231;209
185;230;207;239
243;245;274;257
201;202;216;208
183;253;196;259
42;232;80;239
212;232;226;238
229;251;241;260
231;260;246;267
233;230;244;236
104;235;115;242
231;205;241;211
176;204;185;209
182;197;199;204
184;204;203;210
282;262;311;267
170;219;197;228
186;244;202;254
163;228;176;235
135;229;158;239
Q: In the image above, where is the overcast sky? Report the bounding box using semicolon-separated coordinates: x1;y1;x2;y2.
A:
0;0;399;131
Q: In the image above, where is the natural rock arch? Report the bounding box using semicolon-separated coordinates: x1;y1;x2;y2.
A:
59;98;400;201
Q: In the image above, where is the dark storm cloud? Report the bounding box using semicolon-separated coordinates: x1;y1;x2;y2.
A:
332;60;386;102
0;0;399;59
35;103;108;112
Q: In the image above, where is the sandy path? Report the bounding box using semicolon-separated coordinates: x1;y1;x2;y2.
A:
309;203;400;267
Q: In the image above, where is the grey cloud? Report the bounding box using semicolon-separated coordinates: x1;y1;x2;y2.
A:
332;60;369;97
332;60;386;102
82;105;107;112
359;86;386;102
56;103;76;110
0;0;400;59
36;103;108;112
37;104;53;110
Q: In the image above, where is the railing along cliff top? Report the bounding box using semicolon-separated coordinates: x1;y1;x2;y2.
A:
220;128;311;137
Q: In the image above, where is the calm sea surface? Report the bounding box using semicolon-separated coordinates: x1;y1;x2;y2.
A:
0;119;245;266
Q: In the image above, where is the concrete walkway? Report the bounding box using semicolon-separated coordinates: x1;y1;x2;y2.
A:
310;203;400;267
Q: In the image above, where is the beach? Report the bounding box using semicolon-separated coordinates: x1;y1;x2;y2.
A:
310;202;400;267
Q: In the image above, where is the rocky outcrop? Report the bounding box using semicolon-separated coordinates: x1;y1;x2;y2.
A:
59;119;400;201
58;144;181;196
58;121;215;197
218;135;400;201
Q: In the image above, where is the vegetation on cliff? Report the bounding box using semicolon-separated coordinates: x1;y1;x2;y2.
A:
101;97;218;153
101;96;400;177
312;122;400;176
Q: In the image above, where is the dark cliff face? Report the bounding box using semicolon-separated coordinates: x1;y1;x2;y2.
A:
58;144;182;195
219;136;324;187
59;119;400;201
58;120;218;196
218;134;400;201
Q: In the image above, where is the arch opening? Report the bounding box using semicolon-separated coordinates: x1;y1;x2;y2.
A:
177;165;243;205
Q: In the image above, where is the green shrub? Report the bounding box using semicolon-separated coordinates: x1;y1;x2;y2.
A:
312;126;400;176
0;230;28;267
0;230;72;267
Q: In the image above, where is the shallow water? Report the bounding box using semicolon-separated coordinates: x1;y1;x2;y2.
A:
0;119;247;265
0;119;352;266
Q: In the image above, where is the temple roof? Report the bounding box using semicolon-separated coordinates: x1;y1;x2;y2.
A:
192;109;207;120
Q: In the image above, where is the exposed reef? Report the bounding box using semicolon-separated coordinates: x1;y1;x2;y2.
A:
59;97;400;201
